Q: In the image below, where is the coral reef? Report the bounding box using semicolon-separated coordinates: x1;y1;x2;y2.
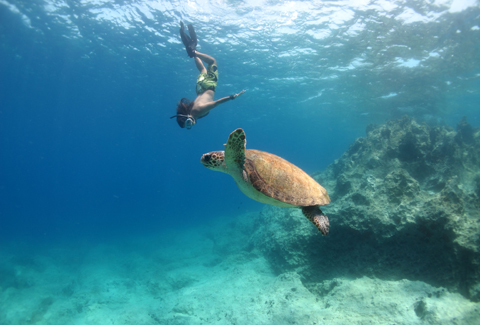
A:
249;116;480;301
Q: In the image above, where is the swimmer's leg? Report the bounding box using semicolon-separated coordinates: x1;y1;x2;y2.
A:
195;51;216;67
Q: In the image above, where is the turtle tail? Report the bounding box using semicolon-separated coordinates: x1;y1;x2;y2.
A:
302;206;329;235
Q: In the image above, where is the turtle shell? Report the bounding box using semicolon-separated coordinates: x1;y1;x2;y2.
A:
244;149;330;207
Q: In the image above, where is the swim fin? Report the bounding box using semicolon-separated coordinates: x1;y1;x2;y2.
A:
180;21;197;58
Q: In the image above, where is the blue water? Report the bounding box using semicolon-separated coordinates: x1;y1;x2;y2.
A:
1;0;479;239
1;1;480;323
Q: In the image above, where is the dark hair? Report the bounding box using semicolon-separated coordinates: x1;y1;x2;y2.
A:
175;98;194;128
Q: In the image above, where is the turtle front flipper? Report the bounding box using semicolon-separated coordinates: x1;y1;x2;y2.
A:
302;206;330;235
225;128;246;173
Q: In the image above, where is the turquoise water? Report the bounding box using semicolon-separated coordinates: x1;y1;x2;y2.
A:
1;1;480;324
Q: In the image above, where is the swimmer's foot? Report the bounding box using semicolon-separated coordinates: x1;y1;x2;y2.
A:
180;22;197;58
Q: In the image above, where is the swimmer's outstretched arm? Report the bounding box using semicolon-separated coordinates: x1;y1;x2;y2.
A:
230;90;246;99
214;90;246;106
197;90;246;114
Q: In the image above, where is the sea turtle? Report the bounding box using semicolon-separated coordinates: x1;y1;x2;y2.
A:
200;128;331;235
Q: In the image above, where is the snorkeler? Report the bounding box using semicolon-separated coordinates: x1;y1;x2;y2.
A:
170;22;246;129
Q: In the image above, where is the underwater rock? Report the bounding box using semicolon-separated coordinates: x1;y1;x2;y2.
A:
249;116;480;301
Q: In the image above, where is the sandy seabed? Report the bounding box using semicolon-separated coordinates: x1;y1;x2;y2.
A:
1;215;479;325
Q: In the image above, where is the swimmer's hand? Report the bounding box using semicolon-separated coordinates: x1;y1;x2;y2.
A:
230;90;246;100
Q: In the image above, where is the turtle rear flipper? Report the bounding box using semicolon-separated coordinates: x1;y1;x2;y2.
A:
302;206;329;235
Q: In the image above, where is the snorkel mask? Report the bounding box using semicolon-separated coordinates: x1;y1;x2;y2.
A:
184;116;195;129
170;114;196;129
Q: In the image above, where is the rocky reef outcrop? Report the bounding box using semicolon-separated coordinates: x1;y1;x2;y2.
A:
248;116;480;301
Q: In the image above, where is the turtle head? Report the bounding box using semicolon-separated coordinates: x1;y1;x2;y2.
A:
200;151;228;173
